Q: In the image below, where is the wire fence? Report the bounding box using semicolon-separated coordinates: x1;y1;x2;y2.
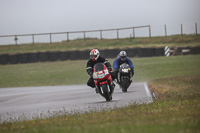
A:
0;25;151;45
0;23;199;45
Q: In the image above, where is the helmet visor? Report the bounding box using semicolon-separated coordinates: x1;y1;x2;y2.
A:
90;55;97;60
120;56;126;61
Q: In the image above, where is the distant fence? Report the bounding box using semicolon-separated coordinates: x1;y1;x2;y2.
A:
164;23;198;37
0;25;151;45
1;46;200;65
0;23;199;45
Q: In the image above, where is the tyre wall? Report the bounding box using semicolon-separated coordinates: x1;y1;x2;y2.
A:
0;47;199;65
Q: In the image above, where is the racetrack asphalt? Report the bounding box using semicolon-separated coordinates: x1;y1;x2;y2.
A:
0;82;153;123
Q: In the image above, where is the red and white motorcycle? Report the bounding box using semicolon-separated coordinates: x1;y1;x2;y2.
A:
93;63;115;101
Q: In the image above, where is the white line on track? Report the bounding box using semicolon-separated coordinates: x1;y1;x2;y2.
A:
144;82;153;103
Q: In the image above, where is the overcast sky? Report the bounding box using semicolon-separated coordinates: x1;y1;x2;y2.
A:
0;0;200;36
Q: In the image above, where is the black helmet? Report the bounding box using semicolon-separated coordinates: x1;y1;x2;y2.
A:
119;51;127;61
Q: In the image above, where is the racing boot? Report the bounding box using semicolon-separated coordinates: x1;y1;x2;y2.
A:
130;78;132;83
95;87;99;94
110;82;115;95
112;83;115;90
109;95;113;101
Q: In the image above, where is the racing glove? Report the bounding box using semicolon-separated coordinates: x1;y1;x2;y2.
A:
87;69;93;76
108;68;112;72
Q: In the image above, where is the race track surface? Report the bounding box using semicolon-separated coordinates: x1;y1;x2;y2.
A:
0;82;153;123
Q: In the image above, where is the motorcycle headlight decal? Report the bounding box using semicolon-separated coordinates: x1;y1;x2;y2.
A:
98;73;105;79
98;70;103;74
122;68;129;73
93;72;98;79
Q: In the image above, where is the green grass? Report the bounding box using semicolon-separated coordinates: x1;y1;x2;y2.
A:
0;55;200;88
0;75;199;133
1;35;200;132
0;55;200;132
0;34;200;54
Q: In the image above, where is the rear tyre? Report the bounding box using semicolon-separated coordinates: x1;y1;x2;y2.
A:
102;84;111;101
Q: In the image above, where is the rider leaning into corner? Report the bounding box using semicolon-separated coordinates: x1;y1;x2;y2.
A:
86;49;115;93
112;50;134;82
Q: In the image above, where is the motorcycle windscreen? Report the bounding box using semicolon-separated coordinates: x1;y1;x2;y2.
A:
94;63;105;72
120;63;130;68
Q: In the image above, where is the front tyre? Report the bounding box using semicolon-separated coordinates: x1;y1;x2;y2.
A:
121;78;129;92
102;84;112;101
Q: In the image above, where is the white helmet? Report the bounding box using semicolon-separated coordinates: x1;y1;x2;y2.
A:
119;51;127;61
90;49;100;61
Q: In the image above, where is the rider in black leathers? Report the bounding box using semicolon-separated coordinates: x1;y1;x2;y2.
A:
86;49;113;93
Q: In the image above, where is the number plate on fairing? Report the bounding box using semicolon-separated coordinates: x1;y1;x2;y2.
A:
122;68;128;73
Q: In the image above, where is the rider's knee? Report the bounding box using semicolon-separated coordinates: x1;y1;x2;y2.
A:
87;80;95;88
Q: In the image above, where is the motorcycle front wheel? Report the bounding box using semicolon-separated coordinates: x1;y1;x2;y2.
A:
102;84;112;101
121;78;129;92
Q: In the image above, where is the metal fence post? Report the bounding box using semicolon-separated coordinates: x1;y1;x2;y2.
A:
181;24;183;36
14;35;18;45
32;35;35;44
50;33;52;43
67;32;69;42
117;29;119;39
165;24;167;37
84;32;86;41
132;28;135;38
149;25;151;38
100;30;102;40
195;23;197;35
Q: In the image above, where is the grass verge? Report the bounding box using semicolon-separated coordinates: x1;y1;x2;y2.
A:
0;34;200;54
0;55;200;88
0;75;199;133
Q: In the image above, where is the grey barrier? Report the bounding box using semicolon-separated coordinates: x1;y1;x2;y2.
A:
60;51;70;61
0;47;200;65
39;52;49;62
0;54;9;65
9;54;19;64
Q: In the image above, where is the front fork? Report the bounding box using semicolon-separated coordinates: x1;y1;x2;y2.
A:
118;72;132;83
96;81;114;96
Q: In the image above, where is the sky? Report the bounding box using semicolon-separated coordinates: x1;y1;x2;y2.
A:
0;0;200;44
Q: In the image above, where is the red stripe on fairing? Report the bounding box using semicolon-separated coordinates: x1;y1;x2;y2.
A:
100;81;108;85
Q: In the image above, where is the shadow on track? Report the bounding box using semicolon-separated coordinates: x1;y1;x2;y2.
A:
114;90;136;94
91;100;120;104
